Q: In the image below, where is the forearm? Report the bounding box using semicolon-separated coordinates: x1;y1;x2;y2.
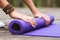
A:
23;0;40;14
0;0;9;9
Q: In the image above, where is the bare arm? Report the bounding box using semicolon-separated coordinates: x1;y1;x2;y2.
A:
23;0;39;15
0;0;36;27
23;0;50;25
0;0;9;9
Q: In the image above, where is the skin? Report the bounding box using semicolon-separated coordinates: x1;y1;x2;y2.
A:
0;0;50;28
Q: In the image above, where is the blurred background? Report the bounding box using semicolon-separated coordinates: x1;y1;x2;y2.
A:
0;0;60;39
8;0;60;7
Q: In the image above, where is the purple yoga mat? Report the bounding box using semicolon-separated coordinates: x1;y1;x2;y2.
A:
8;15;60;37
23;23;60;37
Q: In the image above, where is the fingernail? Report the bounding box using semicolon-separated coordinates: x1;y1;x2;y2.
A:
32;25;36;28
36;23;37;25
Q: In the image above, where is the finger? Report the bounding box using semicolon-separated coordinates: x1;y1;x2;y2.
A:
34;15;42;18
45;18;50;25
37;15;50;25
29;20;36;28
28;19;37;28
24;19;36;28
45;20;50;25
22;19;29;23
43;16;50;25
31;19;37;26
23;19;37;28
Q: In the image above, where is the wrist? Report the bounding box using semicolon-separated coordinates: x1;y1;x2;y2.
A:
3;4;14;14
33;12;40;15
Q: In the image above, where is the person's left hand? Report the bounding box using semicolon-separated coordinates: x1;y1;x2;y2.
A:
33;13;50;26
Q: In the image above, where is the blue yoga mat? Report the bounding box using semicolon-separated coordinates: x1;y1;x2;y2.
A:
8;15;60;37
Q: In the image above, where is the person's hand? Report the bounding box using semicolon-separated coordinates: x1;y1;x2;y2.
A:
20;15;37;28
33;13;50;25
9;10;37;28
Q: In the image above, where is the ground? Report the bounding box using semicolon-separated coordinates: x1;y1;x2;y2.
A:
0;8;60;40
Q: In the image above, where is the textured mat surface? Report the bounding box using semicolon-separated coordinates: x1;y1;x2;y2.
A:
23;23;60;37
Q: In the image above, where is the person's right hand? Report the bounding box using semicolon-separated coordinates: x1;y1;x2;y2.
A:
9;10;37;28
33;13;50;26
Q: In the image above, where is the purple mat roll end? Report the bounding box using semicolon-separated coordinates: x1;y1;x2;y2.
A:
8;20;21;34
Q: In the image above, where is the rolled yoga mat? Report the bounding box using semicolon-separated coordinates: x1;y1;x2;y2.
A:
8;15;60;37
